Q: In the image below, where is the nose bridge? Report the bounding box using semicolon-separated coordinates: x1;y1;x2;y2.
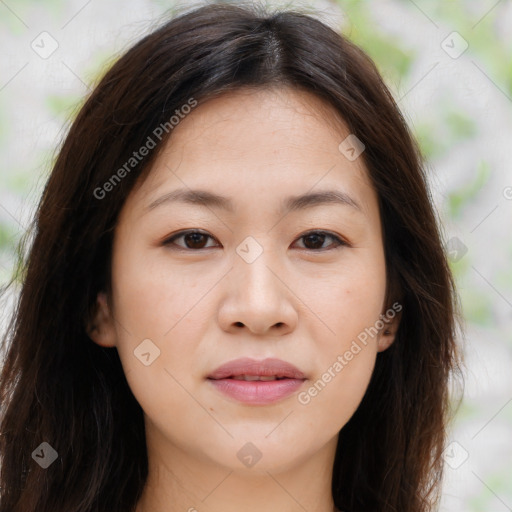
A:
234;238;281;302
218;236;297;334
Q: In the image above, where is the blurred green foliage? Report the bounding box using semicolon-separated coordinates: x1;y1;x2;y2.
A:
340;0;416;88
45;93;82;119
0;221;13;252
448;161;490;219
413;102;478;160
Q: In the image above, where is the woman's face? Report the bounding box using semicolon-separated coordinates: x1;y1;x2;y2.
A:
90;87;398;474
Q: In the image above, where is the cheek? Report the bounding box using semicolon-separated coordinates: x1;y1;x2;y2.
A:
310;249;386;344
109;254;207;436
297;252;384;423
109;240;215;395
110;240;210;340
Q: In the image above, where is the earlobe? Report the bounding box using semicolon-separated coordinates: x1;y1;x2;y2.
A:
86;292;117;348
376;309;402;353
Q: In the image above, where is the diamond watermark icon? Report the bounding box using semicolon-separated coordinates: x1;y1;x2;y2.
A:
32;442;58;469
441;32;468;59
236;236;263;264
237;442;262;468
442;440;469;469
31;32;59;59
338;134;365;161
134;338;161;366
446;236;468;262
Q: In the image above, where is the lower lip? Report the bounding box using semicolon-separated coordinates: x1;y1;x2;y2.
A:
208;378;305;405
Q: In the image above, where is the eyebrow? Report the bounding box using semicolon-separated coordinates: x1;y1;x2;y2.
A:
145;188;363;215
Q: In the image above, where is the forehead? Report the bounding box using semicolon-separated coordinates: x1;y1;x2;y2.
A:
130;86;376;217
162;86;352;160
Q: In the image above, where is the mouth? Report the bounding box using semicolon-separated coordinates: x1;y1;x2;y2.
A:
207;357;306;380
207;357;306;405
221;375;291;381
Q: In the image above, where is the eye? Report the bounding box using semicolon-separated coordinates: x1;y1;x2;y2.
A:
163;230;219;250
162;229;347;252
292;230;347;251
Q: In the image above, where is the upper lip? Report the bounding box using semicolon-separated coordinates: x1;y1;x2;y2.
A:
207;357;306;380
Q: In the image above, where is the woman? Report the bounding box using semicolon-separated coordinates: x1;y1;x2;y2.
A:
0;2;463;511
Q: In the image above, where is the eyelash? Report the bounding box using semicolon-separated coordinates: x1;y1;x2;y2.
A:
162;229;348;252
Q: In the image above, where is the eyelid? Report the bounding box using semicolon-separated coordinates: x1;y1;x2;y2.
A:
162;229;349;251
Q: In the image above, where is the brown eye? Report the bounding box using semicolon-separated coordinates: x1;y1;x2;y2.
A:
294;231;346;251
182;232;209;249
163;230;218;250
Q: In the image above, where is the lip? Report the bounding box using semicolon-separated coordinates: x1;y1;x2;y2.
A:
207;357;306;405
208;357;306;380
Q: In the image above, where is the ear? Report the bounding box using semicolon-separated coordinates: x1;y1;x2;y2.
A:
86;292;117;348
376;305;402;353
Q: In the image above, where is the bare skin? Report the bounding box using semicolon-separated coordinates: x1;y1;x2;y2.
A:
88;86;400;512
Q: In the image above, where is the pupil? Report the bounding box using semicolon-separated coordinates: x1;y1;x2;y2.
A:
305;233;325;249
186;233;206;249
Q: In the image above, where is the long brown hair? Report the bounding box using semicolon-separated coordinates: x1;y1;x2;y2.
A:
0;2;463;511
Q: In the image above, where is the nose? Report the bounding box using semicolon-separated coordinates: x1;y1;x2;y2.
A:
217;250;298;336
